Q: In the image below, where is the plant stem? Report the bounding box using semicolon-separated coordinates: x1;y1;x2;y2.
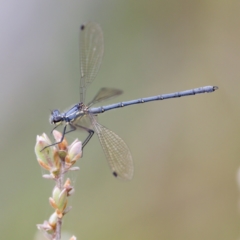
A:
56;157;65;240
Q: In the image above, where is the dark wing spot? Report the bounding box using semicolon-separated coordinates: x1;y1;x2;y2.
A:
80;24;85;30
113;172;118;177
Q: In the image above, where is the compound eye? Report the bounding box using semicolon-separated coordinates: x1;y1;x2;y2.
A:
50;110;62;124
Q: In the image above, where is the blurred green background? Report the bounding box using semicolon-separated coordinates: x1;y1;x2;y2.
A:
0;0;238;239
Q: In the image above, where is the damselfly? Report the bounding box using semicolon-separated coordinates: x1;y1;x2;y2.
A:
42;22;218;180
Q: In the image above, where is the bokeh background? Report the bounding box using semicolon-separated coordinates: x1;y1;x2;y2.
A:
0;1;238;239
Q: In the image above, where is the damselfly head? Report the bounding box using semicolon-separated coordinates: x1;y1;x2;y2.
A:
50;109;63;125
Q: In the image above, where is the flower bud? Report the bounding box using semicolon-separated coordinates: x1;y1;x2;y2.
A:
35;134;60;172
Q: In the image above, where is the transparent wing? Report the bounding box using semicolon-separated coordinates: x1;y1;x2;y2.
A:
79;22;104;103
88;88;123;106
72;114;93;129
89;114;134;180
